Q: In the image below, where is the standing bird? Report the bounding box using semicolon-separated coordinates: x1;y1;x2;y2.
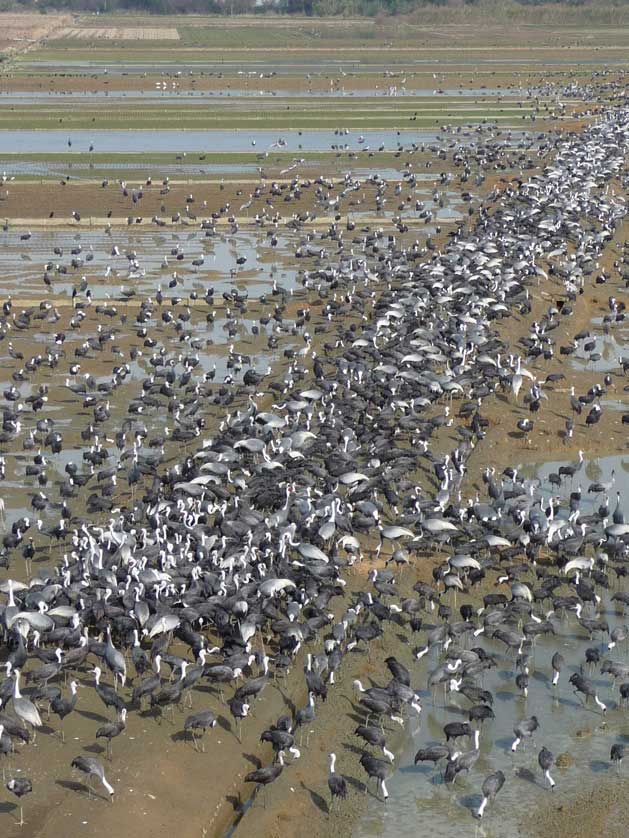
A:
244;751;284;807
229;697;249;743
538;747;556;789
327;752;347;809
11;671;42;736
104;626;127;689
476;770;505;818
611;743;625;774
359;753;389;800
92;667;125;718
50;680;79;742
551;652;564;687
184;710;216;752
354;725;395;762
95;708;127;759
71;756;114;800
511;716;539;752
6;778;32;826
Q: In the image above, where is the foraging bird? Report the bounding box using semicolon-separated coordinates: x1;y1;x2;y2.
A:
70;756;114;800
538;747;556;789
476;770;505;818
184;710;216;752
359;753;389;801
511;716;539;752
244;752;284;807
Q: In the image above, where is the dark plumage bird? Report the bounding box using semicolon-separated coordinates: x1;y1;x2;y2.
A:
359;752;389;800
611;743;625;773
476;770;505;818
70;756;114;800
384;656;410;686
50;680;79;743
95;708;127;759
244;752;284;807
184;710;216;752
414;744;450;765
92;667;125;717
6;777;32;826
355;725;395;762
538;746;556;789
328;752;347;808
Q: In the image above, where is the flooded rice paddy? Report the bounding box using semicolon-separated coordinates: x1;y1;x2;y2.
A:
0;18;627;838
0;128;509;154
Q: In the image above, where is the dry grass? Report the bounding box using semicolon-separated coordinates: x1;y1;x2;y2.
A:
55;26;180;41
0;12;71;51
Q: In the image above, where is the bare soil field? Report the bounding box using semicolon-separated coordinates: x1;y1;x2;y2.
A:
0;13;71;53
56;27;181;41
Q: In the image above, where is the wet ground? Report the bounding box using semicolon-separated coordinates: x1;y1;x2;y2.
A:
0;16;627;838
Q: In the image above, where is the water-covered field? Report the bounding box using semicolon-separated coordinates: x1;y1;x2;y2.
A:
0;14;627;838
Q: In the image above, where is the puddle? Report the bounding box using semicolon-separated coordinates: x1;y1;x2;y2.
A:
354;448;629;837
354;595;626;838
0;129;452;155
0;227;302;301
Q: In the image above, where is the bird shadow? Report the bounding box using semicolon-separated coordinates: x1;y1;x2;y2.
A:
344;775;366;795
401;763;433;776
341;741;364;757
514;767;537;785
76;708;110;724
226;793;242;812
55;779;108;802
242;753;261;770
300;781;329;815
274;685;296;716
216;714;231;733
83;742;105;756
590;760;610;773
0;801;16;814
170;731;189;744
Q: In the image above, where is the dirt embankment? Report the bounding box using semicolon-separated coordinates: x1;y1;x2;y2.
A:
0;13;72;55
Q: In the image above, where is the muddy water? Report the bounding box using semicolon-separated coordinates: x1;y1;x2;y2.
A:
570;316;629;374
0;88;521;101
0;222;308;527
353;451;629;838
0;160;265;176
0;227;302;299
354;602;624;838
17;59;629;75
0;130;445;154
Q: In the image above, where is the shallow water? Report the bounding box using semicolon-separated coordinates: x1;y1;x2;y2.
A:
354;452;629;838
0;227;302;300
0;160;264;177
0;88;520;102
354;605;627;838
19;58;629;75
0;129;446;154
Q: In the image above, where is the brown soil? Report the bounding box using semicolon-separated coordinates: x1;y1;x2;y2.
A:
0;13;71;54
